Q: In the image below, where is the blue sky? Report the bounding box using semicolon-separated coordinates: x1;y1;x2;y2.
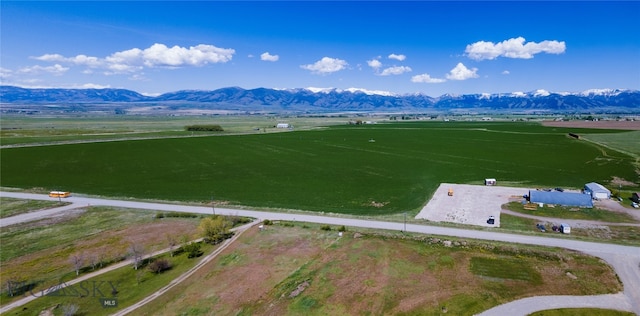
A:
1;1;638;96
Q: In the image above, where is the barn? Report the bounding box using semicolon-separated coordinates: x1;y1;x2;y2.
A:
528;190;593;208
584;182;611;200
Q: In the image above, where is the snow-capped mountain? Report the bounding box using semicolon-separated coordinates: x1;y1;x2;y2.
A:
1;85;638;113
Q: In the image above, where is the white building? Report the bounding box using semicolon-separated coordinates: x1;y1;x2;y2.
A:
276;123;291;129
584;182;611;200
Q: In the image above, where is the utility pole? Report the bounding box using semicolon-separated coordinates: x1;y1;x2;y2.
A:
211;195;215;216
404;212;407;232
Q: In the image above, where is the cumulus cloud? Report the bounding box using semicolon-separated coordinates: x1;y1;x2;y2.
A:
388;53;406;61
367;58;382;69
18;64;69;76
30;43;235;75
260;52;279;62
411;73;446;83
446;63;479;80
465;37;566;61
502;70;510;75
0;67;13;79
300;57;348;74
380;66;412;76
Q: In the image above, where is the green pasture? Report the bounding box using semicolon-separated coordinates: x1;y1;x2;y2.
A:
580;130;640;160
0;115;349;146
0;198;69;218
3;243;215;316
505;202;637;223
1;122;637;215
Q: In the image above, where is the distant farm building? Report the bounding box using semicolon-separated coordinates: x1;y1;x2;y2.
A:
584;182;611;200
528;190;593;208
484;178;497;186
276;123;292;129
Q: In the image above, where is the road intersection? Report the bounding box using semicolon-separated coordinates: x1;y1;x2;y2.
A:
1;191;639;315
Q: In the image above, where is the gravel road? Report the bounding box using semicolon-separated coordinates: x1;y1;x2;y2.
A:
1;191;639;315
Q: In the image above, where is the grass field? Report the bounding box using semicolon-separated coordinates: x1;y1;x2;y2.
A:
2;121;637;216
0;207;201;306
505;202;637;223
3;242;216;316
0;197;69;218
132;224;622;316
580;130;640;160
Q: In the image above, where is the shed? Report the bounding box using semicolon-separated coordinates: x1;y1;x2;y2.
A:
528;190;593;208
276;123;291;129
484;178;496;186
584;182;611;200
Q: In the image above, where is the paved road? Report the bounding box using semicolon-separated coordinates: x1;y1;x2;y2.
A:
1;191;639;315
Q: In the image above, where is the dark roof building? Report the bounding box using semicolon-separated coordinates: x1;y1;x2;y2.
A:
529;190;593;208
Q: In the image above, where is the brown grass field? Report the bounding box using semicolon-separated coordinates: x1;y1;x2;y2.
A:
134;224;621;316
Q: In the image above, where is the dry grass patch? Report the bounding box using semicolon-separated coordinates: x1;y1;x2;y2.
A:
135;225;621;316
0;207;199;306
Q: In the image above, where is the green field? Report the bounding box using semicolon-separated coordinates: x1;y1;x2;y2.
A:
1;121;638;215
0;198;69;218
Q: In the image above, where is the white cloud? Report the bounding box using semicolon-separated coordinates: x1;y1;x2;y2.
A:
388;53;406;61
367;58;382;69
502;70;510;75
300;57;348;74
411;73;446;83
0;67;13;79
260;52;279;62
30;43;235;76
465;37;566;61
380;66;412;76
446;63;479;80
18;64;69;76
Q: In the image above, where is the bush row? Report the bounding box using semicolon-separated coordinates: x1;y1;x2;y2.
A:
185;124;224;132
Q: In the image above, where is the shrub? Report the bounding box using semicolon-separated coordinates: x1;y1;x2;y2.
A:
182;242;203;258
263;219;273;225
155;212;165;219
185;124;224;132
148;259;172;274
320;225;331;231
338;225;347;232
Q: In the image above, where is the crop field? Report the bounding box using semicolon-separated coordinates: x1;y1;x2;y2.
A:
1;121;638;216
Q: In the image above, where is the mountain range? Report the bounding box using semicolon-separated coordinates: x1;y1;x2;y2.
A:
1;85;638;114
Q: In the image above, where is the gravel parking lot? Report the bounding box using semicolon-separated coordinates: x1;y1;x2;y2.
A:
415;183;529;227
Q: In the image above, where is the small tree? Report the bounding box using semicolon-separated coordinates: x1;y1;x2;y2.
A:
128;243;145;270
69;252;85;276
183;241;203;258
88;253;99;270
167;234;178;257
199;217;232;244
4;277;24;297
148;259;172;274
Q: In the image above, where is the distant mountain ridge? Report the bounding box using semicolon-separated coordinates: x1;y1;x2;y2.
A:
1;85;638;113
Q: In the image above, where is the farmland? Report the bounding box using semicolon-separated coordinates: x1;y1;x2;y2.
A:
1;120;637;216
